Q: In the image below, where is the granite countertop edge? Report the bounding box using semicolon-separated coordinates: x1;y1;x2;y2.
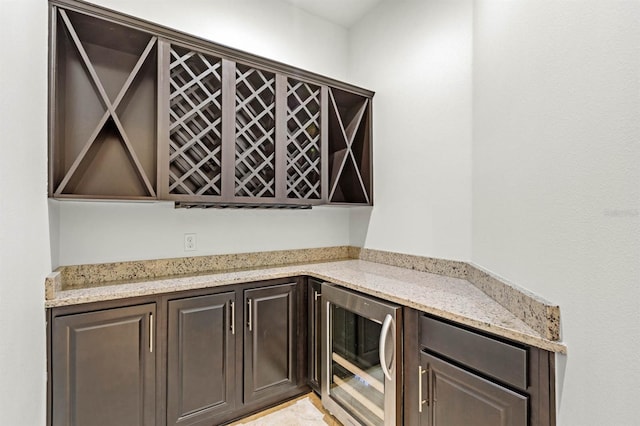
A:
45;259;566;354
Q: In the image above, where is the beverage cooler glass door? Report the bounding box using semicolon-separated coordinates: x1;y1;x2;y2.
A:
321;284;401;426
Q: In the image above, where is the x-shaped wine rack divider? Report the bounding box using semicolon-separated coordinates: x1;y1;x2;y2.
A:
54;10;157;197
235;67;276;197
168;48;223;196
286;80;321;199
328;89;370;204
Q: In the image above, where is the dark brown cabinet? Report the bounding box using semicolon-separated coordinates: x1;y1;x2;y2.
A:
48;279;556;425
404;311;555;426
165;281;304;425
51;303;156;426
243;283;299;402
49;279;307;426
166;292;236;426
49;0;373;206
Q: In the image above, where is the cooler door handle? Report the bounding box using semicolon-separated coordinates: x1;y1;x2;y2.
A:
379;313;395;381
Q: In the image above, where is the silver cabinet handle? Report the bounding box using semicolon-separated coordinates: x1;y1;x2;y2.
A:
314;290;321;301
325;299;331;389
418;365;427;412
379;313;394;381
149;312;154;353
247;298;253;331
230;301;235;335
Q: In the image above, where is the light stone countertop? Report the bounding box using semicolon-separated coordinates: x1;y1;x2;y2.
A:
45;259;566;353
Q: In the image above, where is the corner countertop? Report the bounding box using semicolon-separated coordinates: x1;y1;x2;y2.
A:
45;259;566;353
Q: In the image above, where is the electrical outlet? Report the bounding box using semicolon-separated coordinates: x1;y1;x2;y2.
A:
184;233;197;251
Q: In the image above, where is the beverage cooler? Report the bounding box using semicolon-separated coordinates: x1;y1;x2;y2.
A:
321;284;402;426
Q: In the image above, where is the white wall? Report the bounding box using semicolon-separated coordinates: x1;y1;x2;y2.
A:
0;0;50;424
351;1;640;424
472;1;640;425
88;0;349;81
348;0;473;261
51;0;353;267
56;201;350;264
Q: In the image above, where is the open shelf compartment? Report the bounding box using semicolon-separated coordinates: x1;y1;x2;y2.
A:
327;87;372;205
50;7;158;199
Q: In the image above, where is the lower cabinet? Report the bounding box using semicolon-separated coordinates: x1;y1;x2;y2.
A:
49;279;556;426
166;280;303;426
51;303;156;426
419;352;527;426
404;310;555;426
49;278;307;426
244;283;299;403
167;292;236;426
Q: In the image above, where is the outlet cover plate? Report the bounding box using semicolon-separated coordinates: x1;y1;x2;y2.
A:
184;233;197;251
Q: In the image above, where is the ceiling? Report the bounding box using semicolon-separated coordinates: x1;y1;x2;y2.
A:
282;0;383;28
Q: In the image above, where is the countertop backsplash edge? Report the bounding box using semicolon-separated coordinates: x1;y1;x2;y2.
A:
45;246;563;350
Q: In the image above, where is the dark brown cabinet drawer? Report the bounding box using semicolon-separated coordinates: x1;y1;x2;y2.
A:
419;315;527;390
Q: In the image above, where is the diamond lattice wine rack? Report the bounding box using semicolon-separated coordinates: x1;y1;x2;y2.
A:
286;79;323;201
50;8;158;199
234;64;277;199
167;46;223;199
49;0;373;206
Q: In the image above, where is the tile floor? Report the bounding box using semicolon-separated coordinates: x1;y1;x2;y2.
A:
230;393;342;426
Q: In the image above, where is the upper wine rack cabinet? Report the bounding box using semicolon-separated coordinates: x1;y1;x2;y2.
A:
49;0;373;206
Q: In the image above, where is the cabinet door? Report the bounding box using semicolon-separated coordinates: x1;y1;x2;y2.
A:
52;304;156;426
167;292;236;426
307;279;322;392
244;282;298;403
420;352;527;426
